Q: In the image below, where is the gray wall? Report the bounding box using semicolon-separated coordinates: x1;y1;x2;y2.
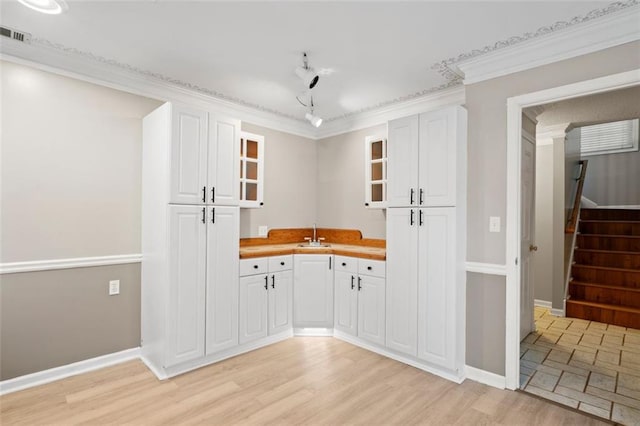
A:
0;61;160;380
239;123;318;238
0;264;141;380
583;149;640;206
465;40;640;375
534;145;554;304
316;125;388;239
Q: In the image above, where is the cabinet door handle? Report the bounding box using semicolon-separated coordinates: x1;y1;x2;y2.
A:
264;275;268;290
329;257;332;270
351;275;355;290
367;266;372;271
410;188;415;205
201;207;206;224
342;262;346;267
419;209;424;226
358;277;362;291
419;188;424;205
211;187;215;203
254;265;259;269
202;186;206;203
410;209;415;226
211;208;215;224
271;275;275;289
280;261;285;266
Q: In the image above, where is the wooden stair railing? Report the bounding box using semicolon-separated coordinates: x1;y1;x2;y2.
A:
566;159;588;234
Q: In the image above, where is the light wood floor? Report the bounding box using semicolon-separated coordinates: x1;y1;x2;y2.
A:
1;338;609;425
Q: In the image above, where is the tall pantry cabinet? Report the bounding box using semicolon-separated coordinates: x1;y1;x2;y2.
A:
386;105;467;378
141;102;240;378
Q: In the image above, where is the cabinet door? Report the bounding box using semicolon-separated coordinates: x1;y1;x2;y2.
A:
205;207;239;354
239;274;268;344
385;208;418;356
358;275;385;346
417;208;456;370
208;115;240;206
419;107;459;207
268;270;293;335
334;270;357;336
166;205;206;367
170;105;208;205
293;255;334;328
239;132;265;208
364;135;387;209
387;115;419;207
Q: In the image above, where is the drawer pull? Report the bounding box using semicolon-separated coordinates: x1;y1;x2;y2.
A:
367;266;372;270
280;261;285;266
342;262;346;266
254;265;259;269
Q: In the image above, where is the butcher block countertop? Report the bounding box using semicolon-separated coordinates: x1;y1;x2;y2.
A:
240;228;386;261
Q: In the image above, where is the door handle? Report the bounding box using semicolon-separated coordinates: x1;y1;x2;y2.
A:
211;208;215;224
201;207;206;224
419;209;424;226
264;275;268;290
351;275;355;290
271;275;275;289
202;186;206;203
211;187;215;203
529;245;538;252
410;209;415;226
410;188;415;205
419;188;424;205
357;277;362;291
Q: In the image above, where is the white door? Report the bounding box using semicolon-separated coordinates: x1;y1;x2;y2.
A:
205;206;239;354
170;105;208;205
239;274;268;344
387;115;419;207
419;108;458;207
166;205;206;367
521;135;536;340
358;275;385;346
385;208;418;356
417;208;456;370
208;115;240;205
268;270;293;335
293;255;334;328
334;270;357;335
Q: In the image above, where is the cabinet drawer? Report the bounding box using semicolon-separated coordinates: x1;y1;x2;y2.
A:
240;257;268;276
358;259;386;278
269;255;293;272
334;255;358;274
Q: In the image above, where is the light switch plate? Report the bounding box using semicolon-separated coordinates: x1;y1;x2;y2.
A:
109;280;120;295
489;216;501;233
258;226;268;237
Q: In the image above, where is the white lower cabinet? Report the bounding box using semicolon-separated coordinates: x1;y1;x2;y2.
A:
334;256;385;346
239;256;293;344
293;255;334;328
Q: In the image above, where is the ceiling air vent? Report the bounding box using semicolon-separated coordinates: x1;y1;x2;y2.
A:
0;26;32;44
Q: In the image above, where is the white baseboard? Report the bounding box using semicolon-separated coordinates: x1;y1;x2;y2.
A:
465;365;506;389
534;299;552;309
0;347;140;395
465;261;507;276
333;330;464;384
551;308;566;317
293;327;334;336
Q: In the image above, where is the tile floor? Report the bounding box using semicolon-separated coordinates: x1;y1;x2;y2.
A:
521;307;640;425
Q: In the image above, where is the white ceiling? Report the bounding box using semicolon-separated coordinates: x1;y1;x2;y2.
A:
0;1;621;123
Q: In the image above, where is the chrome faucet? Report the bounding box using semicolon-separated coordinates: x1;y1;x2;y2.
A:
303;223;325;246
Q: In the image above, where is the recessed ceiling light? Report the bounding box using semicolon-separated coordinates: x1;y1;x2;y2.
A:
17;0;68;15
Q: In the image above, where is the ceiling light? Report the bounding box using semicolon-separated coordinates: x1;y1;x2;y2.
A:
17;0;68;14
295;52;319;90
305;112;323;128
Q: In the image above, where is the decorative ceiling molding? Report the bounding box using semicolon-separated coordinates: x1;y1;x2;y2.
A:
450;1;640;85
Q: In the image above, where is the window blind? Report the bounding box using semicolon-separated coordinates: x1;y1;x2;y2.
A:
579;119;639;156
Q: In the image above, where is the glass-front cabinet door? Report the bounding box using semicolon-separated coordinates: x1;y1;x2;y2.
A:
240;132;264;208
365;135;387;208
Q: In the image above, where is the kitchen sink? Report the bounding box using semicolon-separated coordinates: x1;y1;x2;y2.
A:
297;243;331;248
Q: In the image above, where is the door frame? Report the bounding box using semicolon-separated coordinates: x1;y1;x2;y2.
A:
504;69;640;390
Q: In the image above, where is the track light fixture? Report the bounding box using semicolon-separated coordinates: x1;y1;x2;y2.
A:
295;53;319;90
304;96;323;128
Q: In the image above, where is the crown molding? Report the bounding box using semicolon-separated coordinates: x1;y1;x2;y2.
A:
0;41;319;139
536;123;572;145
454;4;640;85
314;85;465;139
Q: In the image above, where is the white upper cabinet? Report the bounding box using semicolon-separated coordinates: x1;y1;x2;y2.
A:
168;103;240;206
205;206;240;355
208;116;240;206
170;105;208;205
239;132;264;208
293;255;334;328
387;106;466;208
364;135;388;209
166;205;207;367
387;115;419;207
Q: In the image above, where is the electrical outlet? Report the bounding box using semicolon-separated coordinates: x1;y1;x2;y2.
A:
109;280;120;296
489;216;501;233
258;225;268;237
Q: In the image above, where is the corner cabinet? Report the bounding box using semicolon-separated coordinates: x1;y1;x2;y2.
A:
386;105;467;379
141;102;240;378
364;135;387;208
239;131;264;208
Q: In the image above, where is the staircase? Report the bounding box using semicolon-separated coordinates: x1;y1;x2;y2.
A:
566;208;640;329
